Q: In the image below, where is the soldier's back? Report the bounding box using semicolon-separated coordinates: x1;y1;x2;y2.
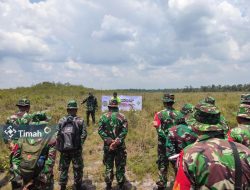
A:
183;138;250;189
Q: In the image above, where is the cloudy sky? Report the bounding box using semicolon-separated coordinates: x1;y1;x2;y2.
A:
0;0;249;89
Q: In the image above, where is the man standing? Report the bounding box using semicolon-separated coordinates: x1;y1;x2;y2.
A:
98;99;128;190
153;93;181;190
111;92;121;105
11;119;56;190
173;103;250;189
57;100;87;190
166;104;197;167
6;98;32;190
228;96;250;148
81;92;98;126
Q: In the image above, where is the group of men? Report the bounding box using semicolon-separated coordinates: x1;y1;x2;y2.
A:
3;92;250;190
4;95;127;190
153;93;250;190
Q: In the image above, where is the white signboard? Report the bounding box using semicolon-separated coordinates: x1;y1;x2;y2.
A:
101;96;142;112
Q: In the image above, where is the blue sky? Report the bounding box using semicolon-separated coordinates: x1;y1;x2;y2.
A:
0;0;249;89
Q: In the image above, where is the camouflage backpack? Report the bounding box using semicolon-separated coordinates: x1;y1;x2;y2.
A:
19;136;49;181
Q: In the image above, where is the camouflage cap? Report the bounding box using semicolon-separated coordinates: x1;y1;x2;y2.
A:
181;103;195;115
200;96;215;105
16;98;30;107
108;99;118;108
162;93;175;103
67;100;78;109
240;94;250;104
237;104;250;119
185;103;228;132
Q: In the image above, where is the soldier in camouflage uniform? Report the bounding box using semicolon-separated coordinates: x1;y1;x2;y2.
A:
98;99;128;190
57;100;87;190
153;93;181;190
6;98;32;189
10;110;56;190
173;103;250;190
228;94;250;148
165;104;197;167
81;92;98;126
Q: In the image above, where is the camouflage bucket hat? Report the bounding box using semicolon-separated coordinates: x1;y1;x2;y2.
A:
162;93;175;103
237;104;250;119
240;94;250;104
181;103;194;115
108;99;118;108
16;98;30;107
200;96;215;105
185;103;228;132
67;100;78;109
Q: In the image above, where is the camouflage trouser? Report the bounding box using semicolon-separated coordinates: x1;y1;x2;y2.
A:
103;147;127;184
157;136;168;188
86;111;95;125
59;150;83;186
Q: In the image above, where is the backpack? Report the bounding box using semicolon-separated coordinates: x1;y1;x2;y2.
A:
56;116;81;152
19;136;49;181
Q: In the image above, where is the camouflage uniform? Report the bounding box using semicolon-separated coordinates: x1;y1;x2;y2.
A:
98;99;128;190
228;103;250;148
11;120;56;190
153;93;181;189
240;93;250;104
6;99;32;189
173;103;250;190
81;92;98;126
58;100;87;189
166;104;197;162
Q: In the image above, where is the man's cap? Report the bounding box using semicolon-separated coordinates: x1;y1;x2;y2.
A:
67;100;78;109
200;96;215;105
237;104;250;120
162;93;175;103
185;103;228;132
240;94;250;104
16;98;30;107
181;103;195;115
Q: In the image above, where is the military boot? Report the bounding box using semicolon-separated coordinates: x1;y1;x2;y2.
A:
74;183;82;190
105;182;112;190
118;182;125;190
60;185;66;190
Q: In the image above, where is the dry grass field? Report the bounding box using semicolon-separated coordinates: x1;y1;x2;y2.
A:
0;83;243;189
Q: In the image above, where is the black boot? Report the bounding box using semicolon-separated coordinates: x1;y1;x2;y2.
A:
105;182;112;190
118;182;125;190
74;183;82;190
60;185;66;190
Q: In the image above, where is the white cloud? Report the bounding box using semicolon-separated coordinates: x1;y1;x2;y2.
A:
0;0;249;89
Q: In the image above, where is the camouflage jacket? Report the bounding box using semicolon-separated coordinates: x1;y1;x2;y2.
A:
82;95;98;111
153;107;181;139
98;111;128;149
166;124;198;158
173;134;250;190
228;124;250;149
6;111;32;126
57;115;87;145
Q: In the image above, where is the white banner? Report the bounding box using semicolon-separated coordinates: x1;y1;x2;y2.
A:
101;96;142;112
